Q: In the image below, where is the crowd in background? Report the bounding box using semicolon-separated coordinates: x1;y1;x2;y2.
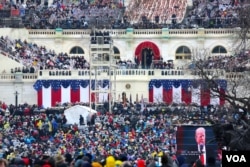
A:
0;1;249;167
0;99;248;167
1;35;250;74
124;0;187;24
0;0;124;29
0;35;90;72
181;0;249;29
0;35;178;73
189;51;250;72
0;0;249;29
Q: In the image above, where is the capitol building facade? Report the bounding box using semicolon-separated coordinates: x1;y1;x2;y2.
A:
0;27;246;107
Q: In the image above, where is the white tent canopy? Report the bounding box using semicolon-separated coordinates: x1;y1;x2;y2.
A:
64;105;97;125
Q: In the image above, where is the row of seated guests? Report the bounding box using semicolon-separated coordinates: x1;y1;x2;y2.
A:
125;0;187;24
116;59;175;70
0;0;124;29
1;35;176;72
1;0;249;30
184;0;250;29
153;61;174;69
2;35;249;73
0;36;90;71
200;52;250;72
10;66;36;73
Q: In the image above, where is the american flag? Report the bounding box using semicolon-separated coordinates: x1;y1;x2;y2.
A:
33;80;109;108
148;79;227;106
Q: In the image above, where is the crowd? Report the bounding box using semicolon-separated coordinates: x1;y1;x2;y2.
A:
182;0;249;29
189;50;250;72
0;35;177;73
0;0;249;29
0;1;249;166
3;34;250;73
0;98;248;167
0;0;124;29
0;35;90;72
124;0;187;24
2;34;250;73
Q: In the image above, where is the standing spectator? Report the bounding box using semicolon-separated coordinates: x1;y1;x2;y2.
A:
79;115;84;125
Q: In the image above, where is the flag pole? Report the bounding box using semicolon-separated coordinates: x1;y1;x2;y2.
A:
141;94;144;111
136;93;138;103
130;93;132;104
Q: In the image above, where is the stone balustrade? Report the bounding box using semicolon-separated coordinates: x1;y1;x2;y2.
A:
1;69;246;82
37;69;187;80
26;28;244;39
0;72;37;82
0;69;187;81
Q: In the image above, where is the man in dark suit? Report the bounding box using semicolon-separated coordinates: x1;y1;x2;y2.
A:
195;127;206;165
183;127;217;166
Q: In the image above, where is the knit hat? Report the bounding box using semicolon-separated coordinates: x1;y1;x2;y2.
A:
82;161;92;167
105;156;115;167
85;153;93;163
92;162;103;167
74;159;84;167
42;161;53;167
115;160;122;167
65;153;73;164
118;154;127;162
137;159;145;167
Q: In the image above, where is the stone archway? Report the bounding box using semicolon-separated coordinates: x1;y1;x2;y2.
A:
134;41;161;68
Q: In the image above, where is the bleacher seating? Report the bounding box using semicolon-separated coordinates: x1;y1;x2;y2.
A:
0;0;249;29
125;0;187;24
1;33;250;74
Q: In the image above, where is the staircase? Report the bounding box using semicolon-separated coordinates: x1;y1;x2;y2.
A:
0;51;24;73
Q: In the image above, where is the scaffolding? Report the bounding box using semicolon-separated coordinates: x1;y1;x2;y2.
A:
89;29;117;112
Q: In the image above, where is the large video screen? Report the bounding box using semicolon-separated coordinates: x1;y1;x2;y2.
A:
176;125;219;166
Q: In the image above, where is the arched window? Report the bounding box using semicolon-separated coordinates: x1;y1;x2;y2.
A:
212;46;227;54
70;46;84;54
175;46;191;60
113;46;120;60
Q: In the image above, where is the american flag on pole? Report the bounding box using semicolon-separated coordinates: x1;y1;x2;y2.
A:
33;80;109;108
148;79;227;106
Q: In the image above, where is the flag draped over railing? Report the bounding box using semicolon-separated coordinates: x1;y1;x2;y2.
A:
33;80;109;108
148;79;227;106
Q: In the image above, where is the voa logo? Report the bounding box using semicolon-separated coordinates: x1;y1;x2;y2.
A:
226;155;247;162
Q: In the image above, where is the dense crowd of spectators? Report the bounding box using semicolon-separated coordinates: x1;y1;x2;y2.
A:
182;0;249;29
0;35;90;73
116;59;175;70
0;0;124;29
0;0;249;29
0;1;249;166
0;99;248;167
124;0;187;24
0;35;177;73
189;51;250;72
8;36;250;73
1;34;250;73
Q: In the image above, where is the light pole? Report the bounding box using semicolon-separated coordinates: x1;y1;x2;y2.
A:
14;91;19;113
